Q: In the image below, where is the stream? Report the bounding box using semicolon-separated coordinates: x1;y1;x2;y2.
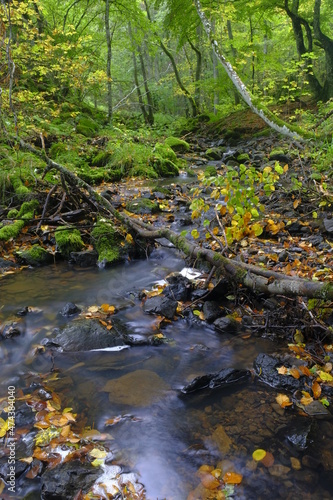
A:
1;248;333;499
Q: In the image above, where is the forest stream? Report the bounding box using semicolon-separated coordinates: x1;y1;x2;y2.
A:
1;149;333;499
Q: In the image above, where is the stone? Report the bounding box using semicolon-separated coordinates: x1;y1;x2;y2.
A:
254;353;303;391
102;369;169;406
69;251;98;267
211;425;233;454
213;316;238;334
59;302;81;317
180;368;251;394
143;295;177;319
1;319;26;339
164;275;191;302
45;319;125;352
203;301;223;323
41;460;102;499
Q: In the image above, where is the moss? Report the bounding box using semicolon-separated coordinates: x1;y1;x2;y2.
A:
154;143;177;162
128;165;158;179
49;142;68;158
206;147;225;160
0;220;24;241
7;209;19;218
77;166;108;185
164;136;190;153
237;153;250;162
270;148;285;157
55;226;84;257
91;221;120;266
18;199;39;218
16;245;52;266
76;116;99;138
204;165;217;178
91;151;111;167
152;158;179;177
126;197;159;214
10;176;30;199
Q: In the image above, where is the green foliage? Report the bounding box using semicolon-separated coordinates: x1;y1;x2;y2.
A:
91;152;111;167
0;199;39;241
191;163;286;243
0;220;25;241
55;226;84;257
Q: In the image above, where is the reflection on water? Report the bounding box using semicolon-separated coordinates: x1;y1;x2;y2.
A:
1;248;333;499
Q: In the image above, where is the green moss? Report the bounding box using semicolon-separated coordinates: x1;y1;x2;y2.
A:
126;198;159;215
237;153;250;162
128;165;158;179
10;176;30;199
76;116;99;137
55;226;84;257
18;199;39;218
7;209;19;218
154;143;177;162
77;166;108;185
270;148;285;157
164;136;190;153
152;158;179;177
16;245;52;266
49;142;68;158
91;221;120;266
0;220;24;241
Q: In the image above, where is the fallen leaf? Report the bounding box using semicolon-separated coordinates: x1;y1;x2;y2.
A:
252;449;266;461
277;366;288;375
200;473;220;490
289;368;300;379
276;394;293;408
223;472;243;484
312;381;322;399
261;451;275;468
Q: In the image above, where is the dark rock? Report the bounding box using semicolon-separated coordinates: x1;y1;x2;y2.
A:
16;245;53;267
203;301;223;323
164;275;191;301
323;218;333;233
254;353;303;391
286;222;302;235
284;420;313;450
213;316;238;334
278;250;289;262
190;289;209;300
0;258;18;270
143;295;177;320
41;460;102;499
59;302;81;317
0;455;29;480
45;319;125;352
1;320;26;339
69;251;98;267
181;367;251;394
269;153;291;163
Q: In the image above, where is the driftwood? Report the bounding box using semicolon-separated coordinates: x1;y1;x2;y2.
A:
18;137;333;301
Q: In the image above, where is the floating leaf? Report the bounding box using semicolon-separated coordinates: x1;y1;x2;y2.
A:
261;451;275;468
252;449;266;461
276;394;293;408
91;458;104;467
223;472;243;484
90;448;107;459
200;473;220;490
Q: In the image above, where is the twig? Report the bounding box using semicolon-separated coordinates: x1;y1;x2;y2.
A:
37;185;57;230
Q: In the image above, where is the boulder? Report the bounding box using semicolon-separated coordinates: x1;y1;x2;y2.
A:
181;367;251;394
143;295;177;319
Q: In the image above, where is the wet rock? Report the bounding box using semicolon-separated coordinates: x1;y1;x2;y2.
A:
269;152;291;164
0;456;29;480
45;319;125;351
41;460;102;499
202;301;223;323
143;295;177;319
102;369;169;406
0;257;19;270
1;320;26;339
278;250;289;262
126;198;159;215
16;306;43;317
213;316;239;334
16;245;53;266
180;367;251;394
164;275;191;301
211;424;233;453
59;302;81;317
254;353;303;391
69;250;98;267
323;218;333;233
284;420;313;450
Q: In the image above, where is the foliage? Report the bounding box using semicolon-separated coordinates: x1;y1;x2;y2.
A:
191;162;287;244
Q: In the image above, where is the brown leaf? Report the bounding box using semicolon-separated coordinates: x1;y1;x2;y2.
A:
312;381;322;399
261;451;275;468
289;368;300;379
200;472;221;490
223;472;243;484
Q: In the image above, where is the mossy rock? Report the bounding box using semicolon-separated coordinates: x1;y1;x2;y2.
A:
128;165;158;179
153;158;179;177
19;199;39;218
91;221;121;267
0;220;24;241
108;166;122;182
204;165;217;178
16;245;53;266
10;176;30;199
78;167;108;185
55;226;84;257
206;147;225;160
164;137;190;153
154;143;177;162
91;151;111;167
7;209;19;218
126;197;159;215
237;153;250;163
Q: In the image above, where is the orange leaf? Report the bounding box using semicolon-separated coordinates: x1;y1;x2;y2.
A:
312;381;322;399
276;394;293;408
223;472;243;484
200;473;220;490
261;451;275;468
289;368;300;379
298;365;311;377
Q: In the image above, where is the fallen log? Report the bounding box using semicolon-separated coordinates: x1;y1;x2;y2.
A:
17;137;333;301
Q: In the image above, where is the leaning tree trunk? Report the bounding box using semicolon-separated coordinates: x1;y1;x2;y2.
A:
313;0;333;101
105;0;113;123
15;136;333;302
193;0;313;140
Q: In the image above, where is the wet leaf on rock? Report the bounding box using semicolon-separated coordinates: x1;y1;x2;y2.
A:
223;471;243;484
276;394;293;408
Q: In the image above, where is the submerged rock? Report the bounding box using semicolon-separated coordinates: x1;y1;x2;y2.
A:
284;420;313;451
102;369;169;406
69;250;98;267
59;302;81;317
254;353;303;391
180;367;251;394
44;319;125;351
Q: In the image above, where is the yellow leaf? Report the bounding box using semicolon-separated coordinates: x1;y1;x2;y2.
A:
253;449;266;461
293;199;300;209
318;371;333;382
277;366;288;375
276;394;293;408
125;233;134;244
90;448;107;459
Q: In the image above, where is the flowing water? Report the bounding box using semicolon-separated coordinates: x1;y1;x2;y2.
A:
1;252;333;498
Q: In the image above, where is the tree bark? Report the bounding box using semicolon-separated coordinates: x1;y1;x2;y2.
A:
15;137;333;301
313;0;333;101
193;0;311;140
105;0;113;123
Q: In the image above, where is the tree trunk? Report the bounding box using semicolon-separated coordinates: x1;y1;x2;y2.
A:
187;27;202;112
284;0;322;99
313;0;333;101
128;23;150;125
143;0;199;117
138;49;154;125
105;0;113;123
193;0;311;140
227;19;240;105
